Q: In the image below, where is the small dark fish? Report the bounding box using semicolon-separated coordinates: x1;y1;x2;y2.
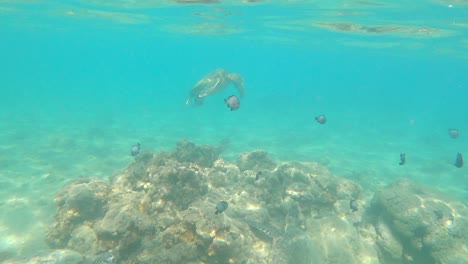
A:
315;115;326;124
224;95;240;111
255;171;262;181
287;205;299;218
399;153;406;165
350;199;358;212
455;152;463;168
448;129;460;139
131;143;141;156
215;201;228;215
433;210;444;220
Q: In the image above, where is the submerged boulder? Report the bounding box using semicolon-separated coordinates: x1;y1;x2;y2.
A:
369;179;468;263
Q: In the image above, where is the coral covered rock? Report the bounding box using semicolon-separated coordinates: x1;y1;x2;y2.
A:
261;161;362;219
370;179;468;263
170;139;220;167
307;216;380;264
374;215;404;262
67;225;99;256
40;140;468;264
236;150;276;172
20;249;84;264
46;178;110;248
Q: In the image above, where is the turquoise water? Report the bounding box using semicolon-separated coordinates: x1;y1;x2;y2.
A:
1;0;467;261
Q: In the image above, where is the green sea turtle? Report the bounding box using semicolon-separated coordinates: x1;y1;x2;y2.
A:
185;69;245;106
243;205;314;264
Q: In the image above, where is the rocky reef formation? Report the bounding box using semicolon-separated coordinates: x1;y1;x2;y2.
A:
9;139;468;264
367;179;468;263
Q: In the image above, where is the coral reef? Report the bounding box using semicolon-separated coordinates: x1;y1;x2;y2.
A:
9;140;468;264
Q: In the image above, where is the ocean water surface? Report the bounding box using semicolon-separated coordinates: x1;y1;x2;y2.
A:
0;0;467;263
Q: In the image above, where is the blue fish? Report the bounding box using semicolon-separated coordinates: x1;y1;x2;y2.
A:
455;152;463;168
350;199;358;212
224;95;240;111
315;115;327;124
399;153;406;165
448;129;459;139
131;143;141;156
215;201;228;215
255;171;262;181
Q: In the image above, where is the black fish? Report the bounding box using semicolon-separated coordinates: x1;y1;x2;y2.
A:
224;95;240;111
448;129;460;139
455;152;463;168
255;171;262;181
215;201;228;215
399;153;406;165
131;143;141;156
350;199;358;212
315;115;326;124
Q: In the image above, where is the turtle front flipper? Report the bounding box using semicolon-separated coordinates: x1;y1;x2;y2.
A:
185;78;214;105
196;69;231;97
227;73;245;97
198;78;221;97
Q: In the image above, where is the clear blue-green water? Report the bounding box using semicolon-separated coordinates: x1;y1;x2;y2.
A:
0;0;467;261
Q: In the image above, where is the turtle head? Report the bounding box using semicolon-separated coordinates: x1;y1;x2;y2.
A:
194;97;205;105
